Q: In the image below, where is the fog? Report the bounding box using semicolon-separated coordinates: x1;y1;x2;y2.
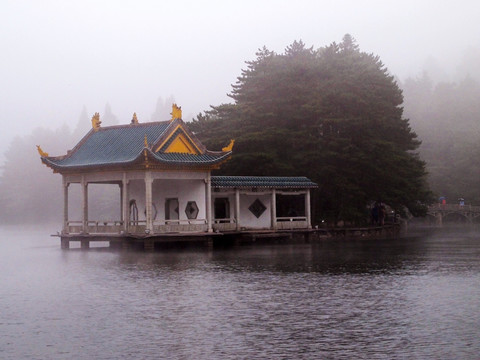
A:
1;0;479;162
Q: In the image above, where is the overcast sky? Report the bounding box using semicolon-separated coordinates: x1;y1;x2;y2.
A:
1;0;479;160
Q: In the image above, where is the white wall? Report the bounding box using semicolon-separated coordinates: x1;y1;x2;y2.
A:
212;192;272;229
128;178;206;223
152;179;206;223
239;194;272;229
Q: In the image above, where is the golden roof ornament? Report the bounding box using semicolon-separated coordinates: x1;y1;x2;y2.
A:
36;145;49;157
131;112;139;124
170;103;182;121
91;112;101;130
222;139;235;152
144;134;148;148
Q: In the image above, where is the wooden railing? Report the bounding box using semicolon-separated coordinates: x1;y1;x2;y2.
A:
65;216;310;234
66;220;124;234
153;219;208;233
276;216;308;229
213;218;237;231
429;204;480;213
87;220;123;234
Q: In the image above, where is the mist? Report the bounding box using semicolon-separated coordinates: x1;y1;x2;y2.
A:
1;0;479;159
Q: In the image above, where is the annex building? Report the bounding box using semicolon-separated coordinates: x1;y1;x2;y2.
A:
38;105;317;249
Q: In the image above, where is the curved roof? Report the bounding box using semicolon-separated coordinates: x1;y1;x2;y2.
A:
41;119;231;172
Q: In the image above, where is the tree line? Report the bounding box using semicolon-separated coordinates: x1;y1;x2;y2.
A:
402;72;480;205
190;35;432;224
0;99;173;224
1;35;479;225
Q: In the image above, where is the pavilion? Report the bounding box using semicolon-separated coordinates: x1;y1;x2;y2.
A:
38;105;317;248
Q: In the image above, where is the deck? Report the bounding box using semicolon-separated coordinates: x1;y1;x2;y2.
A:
56;224;401;251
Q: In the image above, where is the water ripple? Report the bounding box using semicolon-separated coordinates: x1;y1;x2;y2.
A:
1;230;480;359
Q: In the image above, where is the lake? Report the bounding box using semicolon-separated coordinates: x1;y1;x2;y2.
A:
1;226;479;359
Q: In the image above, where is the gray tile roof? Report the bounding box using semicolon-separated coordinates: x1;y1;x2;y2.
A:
211;176;318;189
42;121;231;170
152;152;231;164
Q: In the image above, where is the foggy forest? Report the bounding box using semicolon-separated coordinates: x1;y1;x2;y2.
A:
1;37;479;225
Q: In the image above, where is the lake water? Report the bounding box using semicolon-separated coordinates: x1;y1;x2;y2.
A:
1;226;480;359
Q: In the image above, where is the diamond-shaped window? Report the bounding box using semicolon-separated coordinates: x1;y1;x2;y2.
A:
185;201;199;219
248;198;266;218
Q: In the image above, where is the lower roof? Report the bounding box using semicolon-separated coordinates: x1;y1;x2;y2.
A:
211;176;317;189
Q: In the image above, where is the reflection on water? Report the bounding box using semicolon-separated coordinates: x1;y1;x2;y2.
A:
1;227;480;359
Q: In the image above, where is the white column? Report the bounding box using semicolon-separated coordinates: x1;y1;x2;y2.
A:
306;190;312;229
82;175;88;233
145;171;153;233
271;188;277;230
119;184;123;223
63;176;69;234
235;188;240;231
122;173;128;232
206;172;212;232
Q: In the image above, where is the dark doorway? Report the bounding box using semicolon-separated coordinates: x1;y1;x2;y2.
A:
165;198;179;221
214;198;230;221
129;199;138;225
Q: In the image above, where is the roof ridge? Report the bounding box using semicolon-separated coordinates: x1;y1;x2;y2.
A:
97;120;171;131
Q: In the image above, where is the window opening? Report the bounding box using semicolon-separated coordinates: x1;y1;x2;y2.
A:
185;201;199;219
248;198;266;218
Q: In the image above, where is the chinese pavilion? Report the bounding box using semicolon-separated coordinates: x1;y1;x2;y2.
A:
39;104;317;249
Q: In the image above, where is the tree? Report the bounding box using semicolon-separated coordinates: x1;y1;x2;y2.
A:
191;35;433;224
102;103;119;126
0;106;123;225
402;73;480;204
0;126;71;224
151;95;176;121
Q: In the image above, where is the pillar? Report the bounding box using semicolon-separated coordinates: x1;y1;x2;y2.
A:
206;173;212;232
235;188;241;231
122;238;132;250
63;176;69;234
122;173;128;233
61;238;70;249
82;176;88;233
119;184;123;225
144;239;154;251
271;188;277;230
81;239;90;249
305;190;312;229
436;212;443;227
145;171;153;233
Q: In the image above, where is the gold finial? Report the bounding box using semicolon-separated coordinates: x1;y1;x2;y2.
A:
36;145;49;157
91;112;101;130
131;112;139;124
170;103;182;121
222;139;235;152
144;134;148;148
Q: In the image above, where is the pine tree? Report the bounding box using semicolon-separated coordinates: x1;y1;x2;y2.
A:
192;35;433;224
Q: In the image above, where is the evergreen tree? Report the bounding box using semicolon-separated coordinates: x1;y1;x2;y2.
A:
102;103;119;126
403;73;480;204
191;35;433;224
71;105;90;145
0;126;72;224
151;95;176;121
